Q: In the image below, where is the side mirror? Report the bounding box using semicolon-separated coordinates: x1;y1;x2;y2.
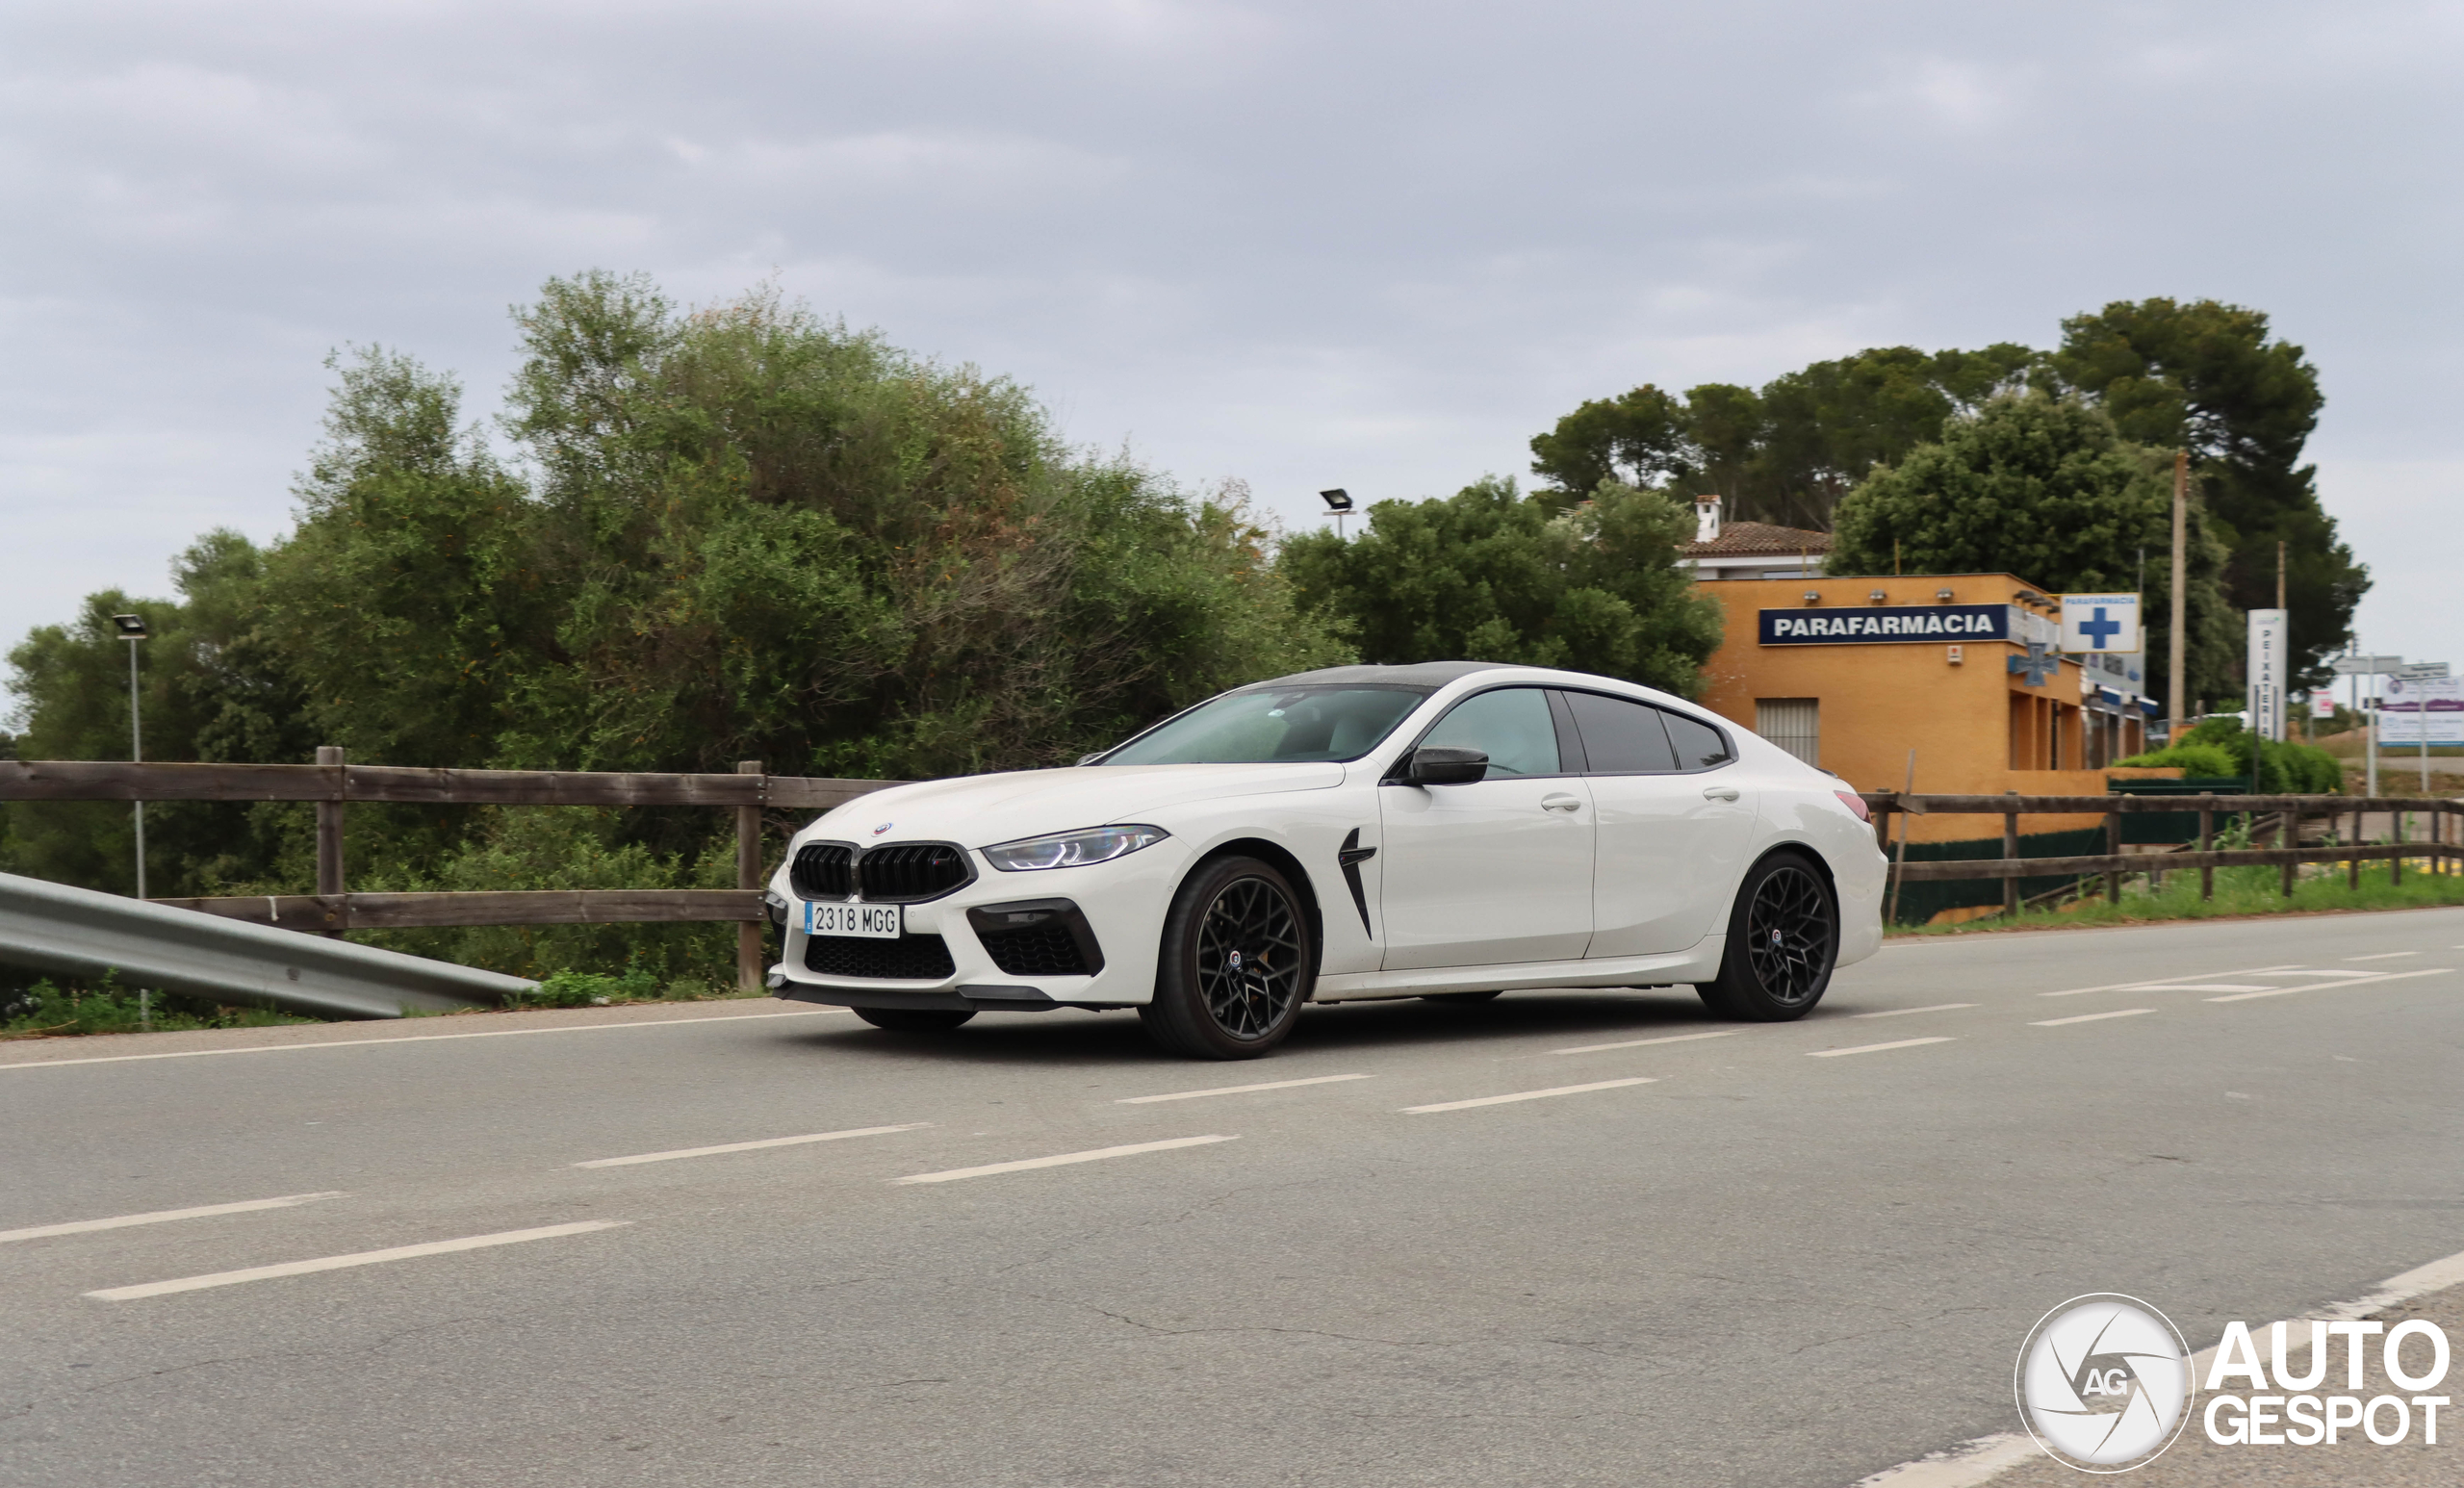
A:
1407;746;1489;785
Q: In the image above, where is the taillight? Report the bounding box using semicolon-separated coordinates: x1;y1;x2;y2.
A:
1835;790;1870;823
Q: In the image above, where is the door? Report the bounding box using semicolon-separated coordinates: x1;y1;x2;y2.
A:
1377;686;1595;970
1561;690;1759;958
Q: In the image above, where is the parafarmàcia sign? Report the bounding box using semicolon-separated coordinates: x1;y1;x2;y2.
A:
1759;604;2011;646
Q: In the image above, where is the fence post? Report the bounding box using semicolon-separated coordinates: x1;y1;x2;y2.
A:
2280;803;2296;898
2104;809;2122;906
2349;804;2362;889
315;745;346;936
2198;803;2214;902
2001;793;2020;918
2393;807;2404;886
737;760;764;992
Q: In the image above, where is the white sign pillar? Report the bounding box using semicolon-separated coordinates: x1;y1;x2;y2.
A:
2246;609;2288;742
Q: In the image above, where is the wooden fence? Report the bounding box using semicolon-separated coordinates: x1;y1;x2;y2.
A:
1859;792;2462;922
8;760;2456;971
0;755;898;988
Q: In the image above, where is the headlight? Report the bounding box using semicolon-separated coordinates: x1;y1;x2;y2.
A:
981;824;1168;872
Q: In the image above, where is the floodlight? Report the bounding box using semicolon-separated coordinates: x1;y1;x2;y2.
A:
1318;489;1353;512
112;613;147;640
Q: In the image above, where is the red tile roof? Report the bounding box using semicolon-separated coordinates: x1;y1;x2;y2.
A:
1682;521;1835;557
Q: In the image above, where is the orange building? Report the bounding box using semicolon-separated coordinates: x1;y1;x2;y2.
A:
1680;509;2156;846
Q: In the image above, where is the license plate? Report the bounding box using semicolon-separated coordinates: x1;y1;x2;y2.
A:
806;902;902;938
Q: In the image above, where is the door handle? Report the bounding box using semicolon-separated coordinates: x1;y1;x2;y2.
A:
1540;793;1582;813
1702;785;1741;802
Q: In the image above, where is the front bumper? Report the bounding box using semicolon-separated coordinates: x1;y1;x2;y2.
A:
767;845;1177;1010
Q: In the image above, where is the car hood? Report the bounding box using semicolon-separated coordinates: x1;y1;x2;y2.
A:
806;762;1351;848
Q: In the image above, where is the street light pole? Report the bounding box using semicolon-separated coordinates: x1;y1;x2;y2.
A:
111;614;148;899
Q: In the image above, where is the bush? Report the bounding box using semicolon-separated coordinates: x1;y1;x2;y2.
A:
1;972;314;1039
2113;742;2237;776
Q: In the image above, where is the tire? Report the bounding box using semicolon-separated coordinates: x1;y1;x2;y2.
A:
1695;851;1837;1022
1140;856;1314;1060
853;1007;976;1033
1422;990;1503;1004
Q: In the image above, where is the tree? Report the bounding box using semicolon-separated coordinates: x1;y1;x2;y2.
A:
1280;476;1722;695
1530;345;2034;528
2051;298;2367;685
1827;393;2239;708
5;272;1352;978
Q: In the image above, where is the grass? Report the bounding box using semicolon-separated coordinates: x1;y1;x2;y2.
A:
1898;858;2464;936
1;962;754;1039
0;975;318;1039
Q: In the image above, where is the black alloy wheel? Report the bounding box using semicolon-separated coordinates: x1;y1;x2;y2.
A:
1697;851;1837;1021
1142;856;1314;1059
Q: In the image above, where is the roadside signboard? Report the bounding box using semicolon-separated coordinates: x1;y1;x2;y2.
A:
2331;654;2404;676
2396;661;2450;680
2246;609;2288;742
2379;675;2464;745
2059;593;2141;654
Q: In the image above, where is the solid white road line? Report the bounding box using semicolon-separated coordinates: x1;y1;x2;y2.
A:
1807;1038;1955;1059
2205;967;2452;1002
893;1135;1238;1185
2135;984;2270;993
1552;1029;1744;1055
0;1009;837;1070
1850;1238;2464;1488
84;1220;629;1301
2029;1009;2155;1027
2040;964;2302;997
0;1191;346;1245
574;1123;929;1167
0;1010;837;1068
1116;1073;1371;1104
2347;950;2420;961
1402;1077;1656;1113
2247;968;2378;979
1854;1003;1979;1019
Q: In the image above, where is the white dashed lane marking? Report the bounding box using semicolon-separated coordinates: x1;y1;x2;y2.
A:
1552;1029;1743;1055
2031;1009;2156;1027
894;1135;1239;1185
574;1123;929;1167
1;1192;346;1245
1853;1003;1978;1019
84;1220;629;1301
1403;1078;1656;1113
2347;951;2421;961
1116;1073;1372;1104
1808;1038;1955;1059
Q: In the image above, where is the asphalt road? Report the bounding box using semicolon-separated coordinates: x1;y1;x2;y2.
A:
5;908;2462;1487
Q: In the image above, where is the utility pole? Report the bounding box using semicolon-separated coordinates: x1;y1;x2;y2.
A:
2168;450;2188;743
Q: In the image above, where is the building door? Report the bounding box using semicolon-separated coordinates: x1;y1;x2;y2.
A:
1377;686;1596;970
1755;698;1820;767
1562;689;1760;958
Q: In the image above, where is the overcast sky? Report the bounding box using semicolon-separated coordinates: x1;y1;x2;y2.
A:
6;0;2460;712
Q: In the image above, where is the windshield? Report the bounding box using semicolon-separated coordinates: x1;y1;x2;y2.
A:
1098;684;1431;765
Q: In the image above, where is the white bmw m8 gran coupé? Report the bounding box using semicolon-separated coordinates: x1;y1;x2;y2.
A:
765;661;1886;1059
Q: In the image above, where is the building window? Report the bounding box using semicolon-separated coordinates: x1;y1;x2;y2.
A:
1755;698;1820;767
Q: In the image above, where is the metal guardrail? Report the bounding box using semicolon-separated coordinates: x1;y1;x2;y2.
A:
0;871;535;1019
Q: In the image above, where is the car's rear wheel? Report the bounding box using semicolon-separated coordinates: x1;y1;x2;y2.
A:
853;1007;976;1033
1140;856;1312;1059
1696;851;1836;1021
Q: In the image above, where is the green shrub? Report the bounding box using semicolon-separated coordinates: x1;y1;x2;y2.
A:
0;972;314;1039
2113;742;2237;776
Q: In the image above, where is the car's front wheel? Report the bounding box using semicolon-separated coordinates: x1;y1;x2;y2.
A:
1140;855;1313;1059
853;1007;976;1033
1696;851;1836;1021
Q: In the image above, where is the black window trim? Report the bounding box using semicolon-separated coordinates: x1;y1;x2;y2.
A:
1378;683;1584;784
1550;686;1737;777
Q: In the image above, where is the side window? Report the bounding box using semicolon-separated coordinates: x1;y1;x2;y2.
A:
1418;688;1560;777
1563;691;1678;773
1660;708;1734;770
